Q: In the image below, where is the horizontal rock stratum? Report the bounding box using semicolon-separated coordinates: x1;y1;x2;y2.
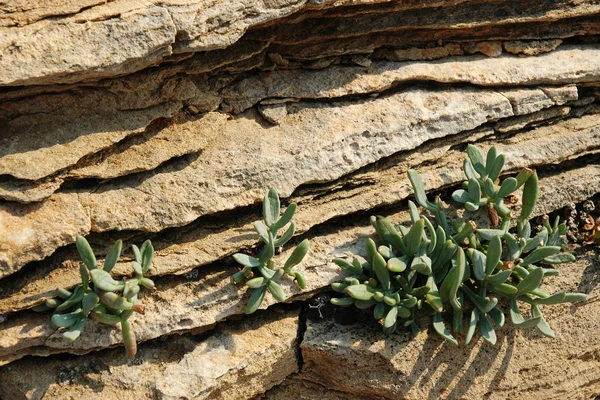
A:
1;0;600;399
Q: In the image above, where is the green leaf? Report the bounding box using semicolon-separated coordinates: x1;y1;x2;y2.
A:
490;283;518;296
479;314;497;345
522;228;548;253
562;293;588;302
331;297;354;306
374;302;386;319
467;179;482;203
121;318;138;359
51;311;82;328
132;262;143;276
516;267;544;295
233;253;261;268
355;299;377;309
294;271;307;289
90;310;122;325
246;286;268;314
263;188;280;228
531;304;555;338
476;229;505;241
483;178;497;199
488;306;505;328
366;238;378;264
466;144;485;174
408;200;421;223
446;248;465;311
433;313;458;346
407;170;432;210
274;222;296;247
425;277;443;313
132;244;142;264
268;281;286;302
98;292;133;311
521;246;561;267
246;277;267;289
273;203;297;231
284;239;310;270
411;255;432;275
485;146;497;173
497;177;518;198
334;258;361;275
372;216;407;255
82;292;99;315
63;318;86;342
103;240;122;273
139;277;155;289
543;253;575;264
373;252;391;291
384;306;398;329
509;299;542;328
519;170;538;222
387;257;407;273
467;248;486;281
464;158;480;180
503;232;521;260
80;264;89;291
253;221;270;243
465;308;480;345
259;233;276;265
345;284;377;301
485;270;512;286
55;286;84;313
452;189;471;203
76;236;96;270
378;245;395;259
90;269;125;292
533;292;565;305
486;235;502;275
515;167;533;189
405;219;425;256
487;154;505;182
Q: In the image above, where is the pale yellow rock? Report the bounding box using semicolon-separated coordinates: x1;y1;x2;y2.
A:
1;112;599;312
0;309;300;400
0;164;598;366
295;249;600;400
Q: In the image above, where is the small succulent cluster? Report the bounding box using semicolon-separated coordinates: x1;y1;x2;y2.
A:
232;188;310;314
33;236;155;356
330;145;587;345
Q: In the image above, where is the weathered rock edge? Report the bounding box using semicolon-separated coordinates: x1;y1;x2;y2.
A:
1;111;598;314
0;163;598;366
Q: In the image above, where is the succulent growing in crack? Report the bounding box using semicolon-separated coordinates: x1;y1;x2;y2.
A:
330;144;587;345
232;188;310;314
33;236;155;357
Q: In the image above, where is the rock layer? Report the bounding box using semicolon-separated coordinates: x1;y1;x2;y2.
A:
1;0;600;399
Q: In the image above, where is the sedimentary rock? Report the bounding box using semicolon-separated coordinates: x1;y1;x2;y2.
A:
0;308;300;400
1;0;600;398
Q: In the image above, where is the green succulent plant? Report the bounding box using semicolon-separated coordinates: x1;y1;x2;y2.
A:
232;188;310;314
330;144;587;345
33;236;155;357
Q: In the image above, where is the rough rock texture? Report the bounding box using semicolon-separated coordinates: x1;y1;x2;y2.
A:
0;308;300;400
1;0;600;399
268;249;600;400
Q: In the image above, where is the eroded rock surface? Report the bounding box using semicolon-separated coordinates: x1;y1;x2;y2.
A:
1;0;600;399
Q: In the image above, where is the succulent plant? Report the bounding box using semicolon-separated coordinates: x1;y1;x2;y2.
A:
232;188;310;314
33;236;155;357
330;144;587;345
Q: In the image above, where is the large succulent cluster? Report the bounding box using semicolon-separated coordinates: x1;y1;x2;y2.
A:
330;145;587;345
232;188;310;314
34;236;155;356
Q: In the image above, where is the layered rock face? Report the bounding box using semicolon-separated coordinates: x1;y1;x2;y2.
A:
1;0;600;399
